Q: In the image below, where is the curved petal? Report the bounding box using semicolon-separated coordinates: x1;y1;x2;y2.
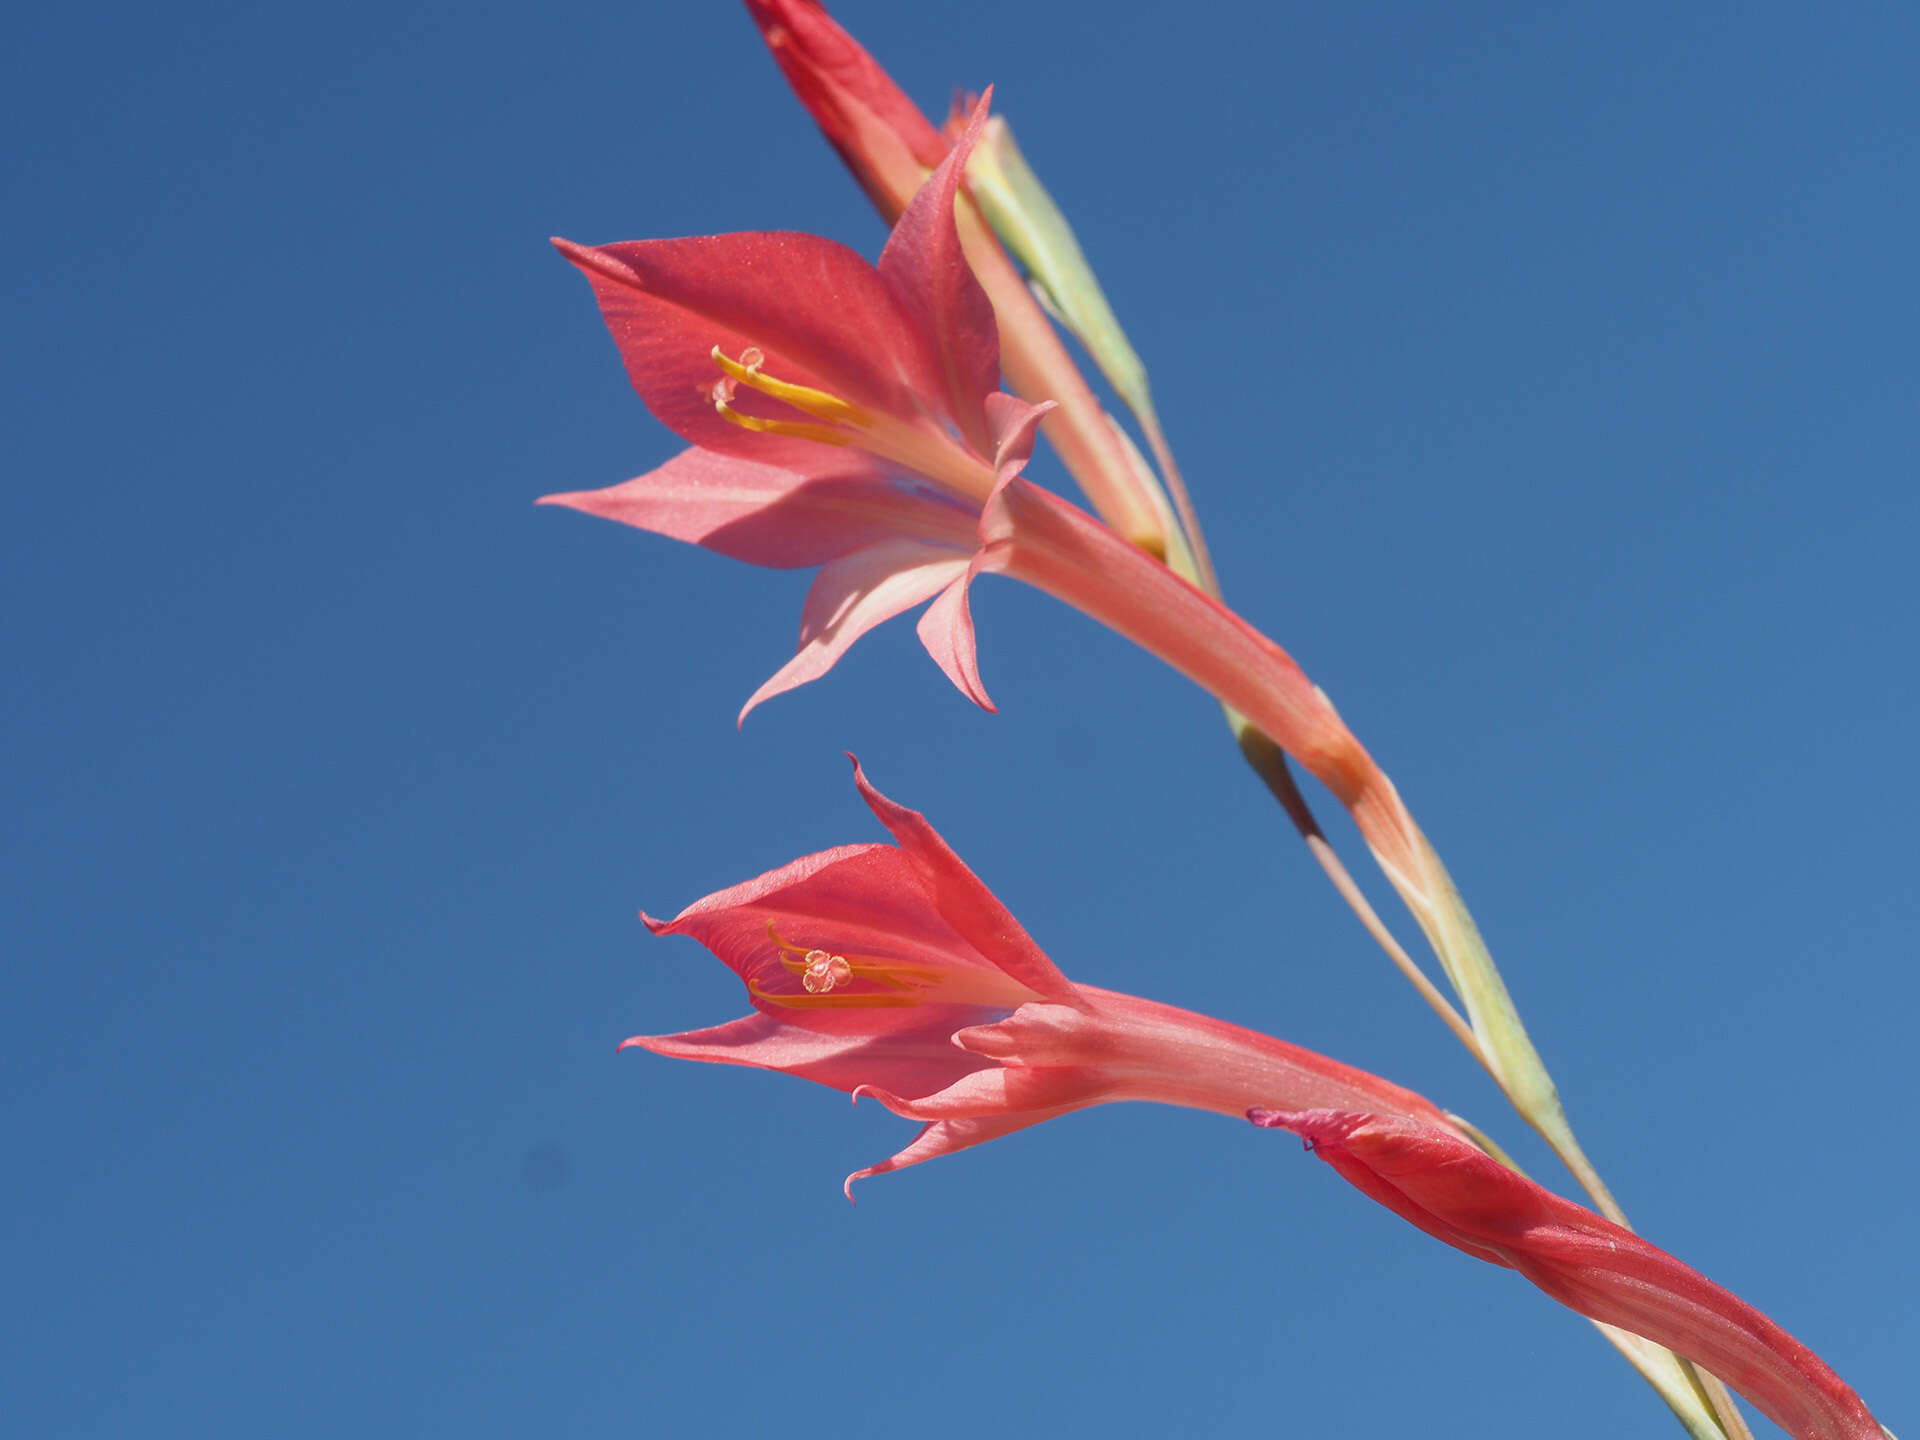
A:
878;90;1000;456
738;539;971;723
623;1011;990;1101
623;1010;869;1076
852;1064;1110;1122
539;445;976;568
641;844;885;942
842;1103;1091;1202
985;392;1054;487
848;760;1080;1003
553;232;947;463
914;554;995;711
905;395;1050;708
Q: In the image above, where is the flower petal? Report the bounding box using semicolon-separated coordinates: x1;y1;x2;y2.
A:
914;555;996;711
553;232;948;461
539;445;975;568
842;1104;1090;1202
1253;1110;1885;1440
852;1064;1111;1122
848;760;1081;1004
985;392;1054;487
738;539;971;723
905;396;1052;709
624;1012;989;1101
877;90;1001;457
643;841;1032;1026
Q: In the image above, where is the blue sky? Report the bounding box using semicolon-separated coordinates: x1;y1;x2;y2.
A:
4;2;1914;1435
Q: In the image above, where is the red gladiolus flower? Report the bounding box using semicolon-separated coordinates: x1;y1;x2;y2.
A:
627;763;1452;1199
545;93;1053;721
1249;1109;1885;1440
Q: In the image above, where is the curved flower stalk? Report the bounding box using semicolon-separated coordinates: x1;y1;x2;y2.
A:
628;762;1454;1198
739;0;1178;560
1250;1110;1887;1440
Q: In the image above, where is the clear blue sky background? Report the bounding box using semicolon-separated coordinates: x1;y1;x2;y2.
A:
5;2;1914;1436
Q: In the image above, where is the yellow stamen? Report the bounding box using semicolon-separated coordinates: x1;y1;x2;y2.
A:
711;402;858;447
711;346;872;427
748;978;921;1010
707;343;999;503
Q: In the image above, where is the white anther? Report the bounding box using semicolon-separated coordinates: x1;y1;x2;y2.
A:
801;949;854;994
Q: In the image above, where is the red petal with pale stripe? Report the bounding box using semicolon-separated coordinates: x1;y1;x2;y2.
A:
539;445;976;569
623;1012;988;1103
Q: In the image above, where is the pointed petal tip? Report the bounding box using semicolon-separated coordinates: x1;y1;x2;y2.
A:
640;909;675;936
850;1081;911;1114
549;236;638;288
916;568;998;712
737;665;799;728
735;683;779;730
984;394;1057;489
843;1154;902;1204
848;757;915;833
